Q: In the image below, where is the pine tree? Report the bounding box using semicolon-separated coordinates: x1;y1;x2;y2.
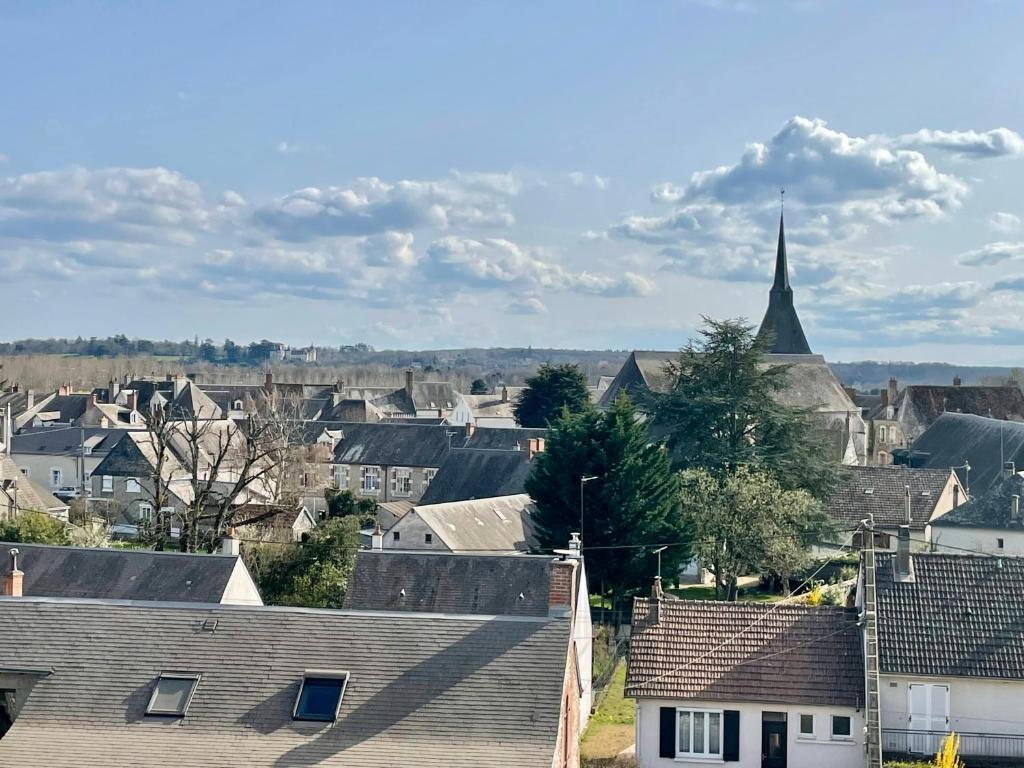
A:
513;363;591;428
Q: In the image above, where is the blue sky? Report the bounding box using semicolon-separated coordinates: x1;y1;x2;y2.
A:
2;1;1024;362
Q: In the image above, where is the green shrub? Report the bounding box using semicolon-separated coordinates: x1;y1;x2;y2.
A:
0;511;70;545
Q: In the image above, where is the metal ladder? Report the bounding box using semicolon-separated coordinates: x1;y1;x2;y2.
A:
862;518;883;768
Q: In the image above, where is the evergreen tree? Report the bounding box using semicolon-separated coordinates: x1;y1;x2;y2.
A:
469;378;489;395
514;363;591;427
526;395;689;601
646;317;838;498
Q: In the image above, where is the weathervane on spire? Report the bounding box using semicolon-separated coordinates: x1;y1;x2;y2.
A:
780;186;785;210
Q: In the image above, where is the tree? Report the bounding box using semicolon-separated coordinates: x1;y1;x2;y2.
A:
526;395;689;602
647;317;838;498
324;488;377;525
0;511;70;545
469;378;489;395
247;517;360;608
514;363;591;427
198;338;218;362
678;467;832;600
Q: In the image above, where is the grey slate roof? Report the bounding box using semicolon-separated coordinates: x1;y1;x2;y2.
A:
333;422;451;468
418;448;533;505
626;599;863;706
875;553;1024;679
825;465;954;530
34;394;90;422
401;495;540;552
344;551;554;616
931;472;1024;530
91;431;155;476
0;542;248;602
0;598;568;767
462;427;546;451
11;426;126;457
906;412;1024;496
757;213;813;355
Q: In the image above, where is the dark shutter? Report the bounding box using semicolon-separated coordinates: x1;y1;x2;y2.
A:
659;707;676;758
723;709;740;761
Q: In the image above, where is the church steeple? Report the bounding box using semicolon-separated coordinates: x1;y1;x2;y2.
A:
758;205;812;355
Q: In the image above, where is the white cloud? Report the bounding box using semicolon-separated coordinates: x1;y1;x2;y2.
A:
957;241;1024;267
276;141;299;154
362;231;417;267
898;128;1024;159
568;171;610;190
989;212;1022;233
507;297;548;315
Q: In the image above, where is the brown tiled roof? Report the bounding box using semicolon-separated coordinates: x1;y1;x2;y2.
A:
876;553;1024;679
626;599;863;707
824;465;953;530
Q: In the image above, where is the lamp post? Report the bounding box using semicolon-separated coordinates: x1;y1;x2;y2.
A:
579;475;598;545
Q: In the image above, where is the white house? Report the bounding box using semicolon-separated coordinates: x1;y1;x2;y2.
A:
627;593;865;768
930;469;1024;556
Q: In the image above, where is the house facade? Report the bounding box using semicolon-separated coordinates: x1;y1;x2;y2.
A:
930;469;1024;555
10;428;126;494
627;597;865;768
380;494;539;553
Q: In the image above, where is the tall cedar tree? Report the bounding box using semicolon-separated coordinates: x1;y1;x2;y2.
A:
526;395;689;601
514;363;592;428
646;317;838;498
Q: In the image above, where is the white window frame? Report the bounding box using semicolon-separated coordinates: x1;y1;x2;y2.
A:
423;468;437;491
830;714;853;741
126;477;141;494
102;475;113;493
360;465;381;494
332;465;349;489
292;670;349;722
676;707;723;758
137;502;154;522
391;467;413;497
145;672;200;717
878;425;887;442
798;713;815;739
49;467;62;488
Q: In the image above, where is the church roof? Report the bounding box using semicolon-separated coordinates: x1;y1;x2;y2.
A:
757;212;813;355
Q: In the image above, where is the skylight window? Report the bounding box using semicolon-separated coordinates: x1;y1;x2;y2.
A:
146;673;200;717
293;672;349;722
863;488;874;495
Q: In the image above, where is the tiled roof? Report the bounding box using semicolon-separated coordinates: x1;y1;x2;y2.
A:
0;542;255;603
626;599;863;707
931;472;1024;530
344;551;554;616
418;448;532;505
0;598;568;767
876;553;1024;679
825;465;954;530
896;384;1024;428
333;422;451;468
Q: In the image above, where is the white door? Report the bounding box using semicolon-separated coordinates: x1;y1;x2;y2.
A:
908;684;949;753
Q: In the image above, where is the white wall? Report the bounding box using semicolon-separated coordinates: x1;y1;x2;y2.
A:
574;559;593;726
220;558;264;606
635;698;864;768
881;674;1024;740
930;526;1024;557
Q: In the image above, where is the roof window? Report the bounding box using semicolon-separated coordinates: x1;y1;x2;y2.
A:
863;488;874;495
294;672;349;722
146;673;201;717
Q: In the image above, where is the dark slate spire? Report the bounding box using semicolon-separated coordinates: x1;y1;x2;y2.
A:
758;210;813;355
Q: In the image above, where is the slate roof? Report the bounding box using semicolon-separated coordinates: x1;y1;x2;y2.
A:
91;431;160;476
461;427;546;451
418;448;533;505
906;412;1024;496
884;384;1024;428
34;394;90;423
401;495;540;552
0;542;253;603
10;426;126;457
0;598;568;767
344;551;554;616
626;599;862;706
411;382;459;411
825;465;954;530
757;213;813;355
333;422;451;468
460;393;517;421
875;553;1024;679
931;472;1024;530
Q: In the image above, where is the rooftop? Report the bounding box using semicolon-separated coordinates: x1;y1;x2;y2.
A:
824;465;955;530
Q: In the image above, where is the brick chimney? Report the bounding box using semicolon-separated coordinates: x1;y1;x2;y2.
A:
548;556;576;617
405;370;414;398
527;437;546;460
264;371;273;391
2;548;23;597
125;390;138;412
220;528;240;556
371;522;384;551
887;377;898;405
501;385;509;404
58;382;71;396
880;389;889;407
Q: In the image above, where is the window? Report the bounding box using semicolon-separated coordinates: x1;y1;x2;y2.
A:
391;467;413;497
146;674;200;717
878;451;889;465
18;467;29;478
677;708;722;757
49;468;62;487
998;538;1005;549
293;672;349;722
423;468;437;490
332;465;348;489
360;465;381;494
138;503;153;522
425;533;433;544
126;477;141;493
233;399;244;411
831;715;852;740
102;475;113;493
799;713;815;737
392;531;401;542
878;426;887;442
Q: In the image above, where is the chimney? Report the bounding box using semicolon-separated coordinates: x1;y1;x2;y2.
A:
335;378;345;394
568;532;581;557
501;385;509;404
172;374;187;399
650;574;664;625
880;389;889;408
895;525;915;582
527;437;546;460
109;377;120;402
58;382;70;396
2;548;23;597
548;556;576;617
953;376;962;387
887;377;898;405
371;522;384;551
1005;461;1016;479
220;528;240;556
26;389;35;409
465;422;476;439
1013;495;1021;524
264;371;273;391
126;390;138;412
90;392;99;407
904;485;912;526
844;386;857;402
405;369;414;398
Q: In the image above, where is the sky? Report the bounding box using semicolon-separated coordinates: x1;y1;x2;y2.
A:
2;1;1024;363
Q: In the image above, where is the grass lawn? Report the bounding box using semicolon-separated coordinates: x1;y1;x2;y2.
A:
667;583;783;603
581;659;635;765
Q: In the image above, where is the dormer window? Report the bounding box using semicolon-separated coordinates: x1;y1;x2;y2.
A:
146;673;201;717
233;399;244;411
293;672;349;722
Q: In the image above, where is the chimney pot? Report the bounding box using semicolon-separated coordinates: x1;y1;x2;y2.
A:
371;523;384;551
895;526;914;582
904;485;912;526
405;370;414;398
887;377;898;405
2;548;24;598
220;528;240;557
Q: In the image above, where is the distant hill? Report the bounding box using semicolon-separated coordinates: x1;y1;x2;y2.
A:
828;361;1021;391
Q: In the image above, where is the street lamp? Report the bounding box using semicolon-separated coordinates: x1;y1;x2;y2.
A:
579;475;598;545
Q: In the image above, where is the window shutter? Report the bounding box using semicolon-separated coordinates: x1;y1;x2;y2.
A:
659;707;676;758
723;710;740;761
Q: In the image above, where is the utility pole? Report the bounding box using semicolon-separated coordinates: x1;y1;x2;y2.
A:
579;475;598;543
